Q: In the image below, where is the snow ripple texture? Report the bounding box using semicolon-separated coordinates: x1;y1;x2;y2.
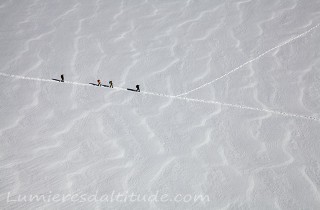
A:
1;0;320;209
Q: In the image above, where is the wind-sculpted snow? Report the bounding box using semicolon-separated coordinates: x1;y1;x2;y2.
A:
1;0;320;209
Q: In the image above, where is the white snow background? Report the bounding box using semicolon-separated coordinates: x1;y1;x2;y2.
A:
1;0;320;209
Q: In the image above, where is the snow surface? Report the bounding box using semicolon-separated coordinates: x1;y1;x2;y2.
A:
1;0;320;209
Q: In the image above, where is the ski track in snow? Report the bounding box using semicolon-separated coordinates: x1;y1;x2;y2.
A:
175;23;320;97
0;71;319;123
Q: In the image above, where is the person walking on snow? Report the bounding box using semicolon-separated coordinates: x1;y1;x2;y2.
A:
109;81;113;88
97;79;101;86
61;74;64;82
136;85;140;92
